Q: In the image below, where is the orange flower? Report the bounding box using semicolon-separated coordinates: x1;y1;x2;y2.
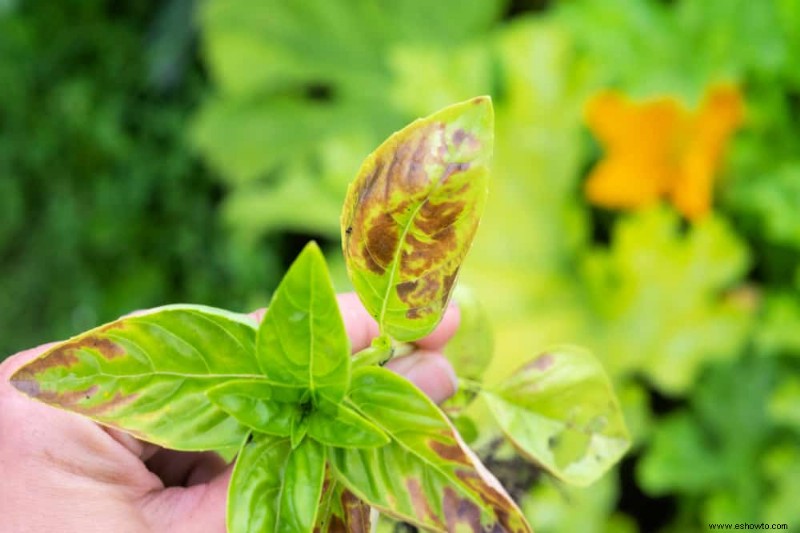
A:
584;84;743;220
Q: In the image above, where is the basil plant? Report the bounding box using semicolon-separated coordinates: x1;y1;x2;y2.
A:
10;97;629;532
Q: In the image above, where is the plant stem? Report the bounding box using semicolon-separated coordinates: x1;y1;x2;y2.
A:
352;335;415;368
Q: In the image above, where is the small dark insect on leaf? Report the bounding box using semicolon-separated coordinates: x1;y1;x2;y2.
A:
345;226;353;235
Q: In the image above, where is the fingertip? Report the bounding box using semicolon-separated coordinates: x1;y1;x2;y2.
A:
336;292;380;353
415;301;461;350
386;351;458;404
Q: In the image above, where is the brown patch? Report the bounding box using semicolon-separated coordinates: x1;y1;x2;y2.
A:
339;489;371;533
430;439;471;465
11;335;123;382
455;469;529;533
365;213;399;274
396;280;418;299
34;385;135;417
406;478;443;529
406;308;421;320
453;129;467;146
416;199;465;237
441;162;471;183
441;271;459;307
443;487;482;532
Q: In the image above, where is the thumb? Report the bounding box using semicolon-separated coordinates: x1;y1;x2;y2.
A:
142;464;232;533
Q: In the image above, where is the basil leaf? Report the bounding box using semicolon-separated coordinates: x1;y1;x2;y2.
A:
483;347;631;486
329;367;531;532
207;379;305;437
257;242;351;403
10;305;259;450
308;399;390;448
342;97;493;341
228;433;327;533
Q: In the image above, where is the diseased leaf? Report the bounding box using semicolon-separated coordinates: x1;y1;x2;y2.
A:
228;433;326;533
483;347;630;486
315;475;372;533
308;399;390;448
341;97;493;342
257;241;350;403
329;367;531;533
10;305;258;450
207;379;304;437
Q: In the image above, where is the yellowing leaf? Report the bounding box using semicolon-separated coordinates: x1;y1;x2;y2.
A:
330;367;531;533
341;97;493;341
483;347;630;487
10;305;259;450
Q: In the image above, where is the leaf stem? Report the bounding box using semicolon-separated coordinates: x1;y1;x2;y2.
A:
352;335;415;368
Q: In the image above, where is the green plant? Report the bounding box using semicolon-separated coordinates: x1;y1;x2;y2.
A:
9;98;629;532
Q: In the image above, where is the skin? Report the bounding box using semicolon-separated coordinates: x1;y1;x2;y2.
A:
0;293;459;533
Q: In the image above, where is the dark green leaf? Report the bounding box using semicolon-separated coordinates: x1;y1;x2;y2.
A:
10;305;259;450
341;97;493;342
483;347;630;486
308;399;389;448
329;367;531;532
228;433;326;533
257;242;350;403
207;379;304;437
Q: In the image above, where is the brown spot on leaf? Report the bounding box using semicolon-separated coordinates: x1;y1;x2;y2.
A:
441;271;459;307
33;385;135;417
335;490;371;533
11;335;123;384
416;199;465;237
455;469;529;533
430;439;472;465
396;280;418;299
443;487;482;532
365;213;399;274
406;478;444;529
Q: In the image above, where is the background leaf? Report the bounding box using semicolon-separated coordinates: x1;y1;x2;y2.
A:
11;305;258;450
483;347;630;486
256;242;350;403
228;433;326;533
341;97;493;342
329;366;531;533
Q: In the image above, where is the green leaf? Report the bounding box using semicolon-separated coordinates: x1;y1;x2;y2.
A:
257;241;350;403
10;305;258;450
308;399;390;448
329;367;531;533
482;347;630;486
316;476;372;533
341;97;493;342
228;433;326;533
206;379;304;437
443;285;493;383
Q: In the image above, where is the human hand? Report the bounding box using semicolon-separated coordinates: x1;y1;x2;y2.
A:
0;293;459;533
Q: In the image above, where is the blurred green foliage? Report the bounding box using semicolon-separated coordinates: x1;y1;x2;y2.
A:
0;1;284;357
193;0;800;531
5;0;800;531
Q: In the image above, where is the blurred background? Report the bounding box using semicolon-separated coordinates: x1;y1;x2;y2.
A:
1;0;799;531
